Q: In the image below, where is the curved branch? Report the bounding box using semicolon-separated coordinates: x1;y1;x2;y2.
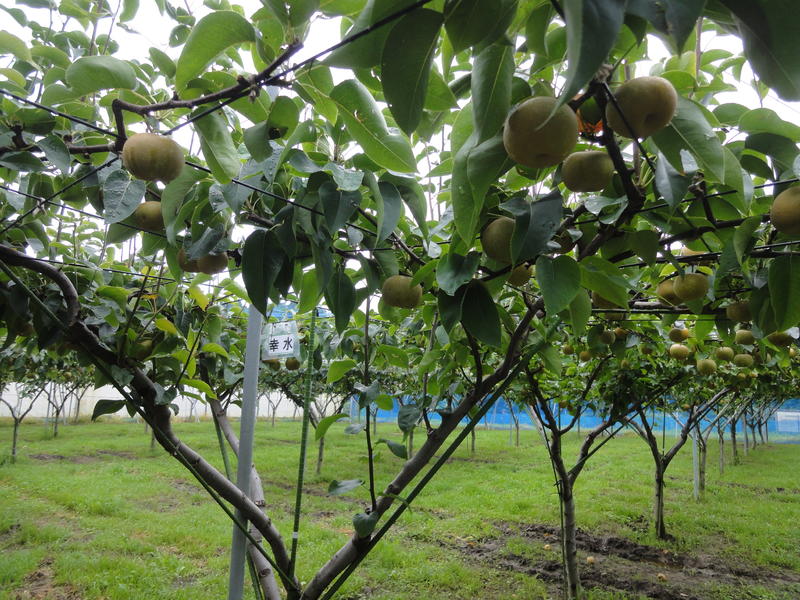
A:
0;245;79;326
0;245;298;592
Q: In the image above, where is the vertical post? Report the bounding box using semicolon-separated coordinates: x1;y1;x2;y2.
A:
692;430;700;501
227;305;263;600
289;308;317;577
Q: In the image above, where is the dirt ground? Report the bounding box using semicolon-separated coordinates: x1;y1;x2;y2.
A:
450;522;800;600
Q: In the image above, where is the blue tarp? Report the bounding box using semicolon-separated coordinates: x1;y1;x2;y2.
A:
351;397;798;435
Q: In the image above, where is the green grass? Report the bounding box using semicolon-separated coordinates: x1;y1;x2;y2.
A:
0;418;798;599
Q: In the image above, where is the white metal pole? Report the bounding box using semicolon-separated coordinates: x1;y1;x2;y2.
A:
227;305;263;600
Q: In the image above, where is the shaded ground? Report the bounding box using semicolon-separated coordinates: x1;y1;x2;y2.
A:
449;522;800;600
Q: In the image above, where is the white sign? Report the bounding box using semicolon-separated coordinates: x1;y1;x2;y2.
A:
263;321;300;359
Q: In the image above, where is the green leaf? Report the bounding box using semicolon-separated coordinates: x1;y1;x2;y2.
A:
444;0;517;52
37;134;71;174
654;151;692;211
769;255;800;330
381;174;429;239
162;167;205;244
353;511;380;537
0;31;32;62
293;64;338;123
739;107;800;141
436;251;480;296
320;181;360;234
0;152;44;172
535;255;580;316
103;170;146;223
175;11;255;91
200;342;228;357
460;281;501;346
180;378;217;399
324;267;356;333
627;0;706;52
438;286;466;332
327;478;363;495
564;289;591;335
92;399;127;420
374;181;403;244
652;97;725;184
452;132;513;245
329;79;417;173
377;437;408;459
155;317;179;335
560;0;626;104
65;56;136;94
120;0;138;21
297;270;321;314
377;344;409;368
381;9;443;135
526;3;554;55
539;345;562;375
327;0;417;68
327;359;357;383
580;256;629;308
471;39;514;143
733;216;760;263
188;286;210;310
193;109;241;184
242;229;286;315
316;414;349;440
149;47;176;78
97;285;130;309
30;45;70;69
397;404;421;433
502;191;563;263
722;0;800;101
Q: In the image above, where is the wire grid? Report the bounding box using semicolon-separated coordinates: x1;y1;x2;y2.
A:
0;0;790;314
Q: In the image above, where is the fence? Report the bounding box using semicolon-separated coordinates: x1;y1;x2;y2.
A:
349;398;800;441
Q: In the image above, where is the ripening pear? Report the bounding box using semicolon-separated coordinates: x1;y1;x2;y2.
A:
122;133;185;182
381;275;423;309
769;187;800;236
503;97;578;168
605;76;678;138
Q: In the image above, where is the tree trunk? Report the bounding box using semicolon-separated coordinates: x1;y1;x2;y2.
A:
743;422;749;455
654;462;667;539
698;437;707;494
758;423;765;444
271;407;277;427
561;481;581;599
718;425;725;476
408;428;414;458
470;428;475;454
749;423;757;449
316;436;325;476
11;419;19;464
515;420;520;447
692;432;700;501
53;408;60;438
731;419;739;465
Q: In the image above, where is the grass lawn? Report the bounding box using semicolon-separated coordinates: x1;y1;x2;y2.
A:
1;418;799;599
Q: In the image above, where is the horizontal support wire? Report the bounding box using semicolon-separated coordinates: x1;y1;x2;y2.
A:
574;176;800;226
0;89;119;137
0;157;119;236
